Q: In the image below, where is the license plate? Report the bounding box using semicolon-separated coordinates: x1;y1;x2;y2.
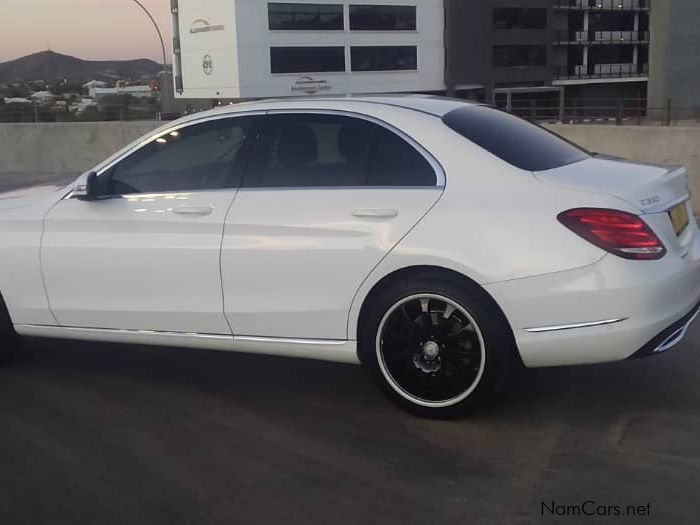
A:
669;202;689;236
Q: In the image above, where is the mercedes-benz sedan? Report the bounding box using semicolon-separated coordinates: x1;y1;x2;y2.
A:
1;96;699;417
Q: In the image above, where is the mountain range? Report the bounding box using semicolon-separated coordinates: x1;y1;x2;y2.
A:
0;51;164;84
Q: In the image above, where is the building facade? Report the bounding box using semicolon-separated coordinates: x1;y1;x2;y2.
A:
445;0;650;108
647;0;700;112
172;0;445;99
173;0;700;117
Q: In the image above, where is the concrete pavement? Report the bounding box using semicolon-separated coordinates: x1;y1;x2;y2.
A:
1;328;699;524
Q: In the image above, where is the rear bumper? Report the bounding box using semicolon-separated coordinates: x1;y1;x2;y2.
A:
628;300;700;359
485;224;700;368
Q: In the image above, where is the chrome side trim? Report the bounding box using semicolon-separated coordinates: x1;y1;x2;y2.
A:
16;324;233;340
523;318;628;333
234;335;347;346
14;325;360;365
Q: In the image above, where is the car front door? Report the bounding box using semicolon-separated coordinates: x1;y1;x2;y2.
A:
41;114;258;334
221;111;444;340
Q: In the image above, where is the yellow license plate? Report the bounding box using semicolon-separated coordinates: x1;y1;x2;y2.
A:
669;203;689;236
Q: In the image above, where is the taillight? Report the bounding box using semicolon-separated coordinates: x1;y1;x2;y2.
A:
558;208;666;260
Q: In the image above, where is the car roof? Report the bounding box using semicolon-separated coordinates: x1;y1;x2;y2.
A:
177;94;476;125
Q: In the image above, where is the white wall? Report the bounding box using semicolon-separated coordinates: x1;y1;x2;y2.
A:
175;0;445;99
176;0;240;98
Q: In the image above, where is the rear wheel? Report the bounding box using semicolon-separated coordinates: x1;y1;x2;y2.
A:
359;273;517;418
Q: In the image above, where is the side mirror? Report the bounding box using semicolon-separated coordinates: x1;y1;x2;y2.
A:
74;172;99;201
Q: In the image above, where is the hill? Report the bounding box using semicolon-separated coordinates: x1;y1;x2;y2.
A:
0;50;163;83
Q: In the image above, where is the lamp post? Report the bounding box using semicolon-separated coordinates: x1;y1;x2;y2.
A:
128;0;169;113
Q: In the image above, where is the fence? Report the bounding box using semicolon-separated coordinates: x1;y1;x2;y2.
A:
0;100;167;124
553;30;650;45
4;96;699;128
496;98;700;126
553;0;649;10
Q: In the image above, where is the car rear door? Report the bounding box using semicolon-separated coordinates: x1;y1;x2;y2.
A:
41;115;258;335
221;111;444;340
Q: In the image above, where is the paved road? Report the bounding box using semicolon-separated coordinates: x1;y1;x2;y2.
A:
1;330;699;525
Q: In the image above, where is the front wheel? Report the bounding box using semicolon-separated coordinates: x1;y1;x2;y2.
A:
359;274;517;418
0;294;19;365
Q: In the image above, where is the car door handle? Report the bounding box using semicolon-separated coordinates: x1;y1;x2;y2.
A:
352;208;399;219
172;205;214;216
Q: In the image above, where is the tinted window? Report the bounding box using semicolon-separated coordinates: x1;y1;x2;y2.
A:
351;46;417;71
493;8;547;30
243;114;436;188
350;5;417;30
268;3;344;30
107;118;255;195
493;45;547;68
443;106;589;172
270;46;345;73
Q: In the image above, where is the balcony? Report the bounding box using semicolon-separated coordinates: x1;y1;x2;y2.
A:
555;62;649;80
553;30;650;45
553;0;649;10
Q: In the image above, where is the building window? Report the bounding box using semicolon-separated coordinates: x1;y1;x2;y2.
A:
493;8;547;30
268;3;344;30
351;46;417;71
349;5;417;31
493;45;547;68
588;11;636;31
589;45;634;64
270;47;345;73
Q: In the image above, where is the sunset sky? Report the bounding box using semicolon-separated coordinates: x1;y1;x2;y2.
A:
1;0;173;63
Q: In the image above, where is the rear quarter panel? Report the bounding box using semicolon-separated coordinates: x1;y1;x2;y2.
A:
347;122;632;339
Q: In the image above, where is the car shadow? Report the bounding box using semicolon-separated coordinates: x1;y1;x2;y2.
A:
7;331;700;426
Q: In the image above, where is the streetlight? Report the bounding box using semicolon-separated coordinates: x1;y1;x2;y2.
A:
128;0;169;110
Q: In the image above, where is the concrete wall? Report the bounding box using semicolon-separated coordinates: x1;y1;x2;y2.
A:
0;121;161;191
547;124;700;212
1;120;699;212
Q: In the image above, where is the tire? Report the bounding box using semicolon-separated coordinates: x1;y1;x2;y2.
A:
0;294;19;365
358;271;518;419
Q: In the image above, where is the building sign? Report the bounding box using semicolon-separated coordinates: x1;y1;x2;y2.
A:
190;19;225;34
291;76;332;95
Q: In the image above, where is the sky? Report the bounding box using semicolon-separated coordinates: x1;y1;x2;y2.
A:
0;0;173;63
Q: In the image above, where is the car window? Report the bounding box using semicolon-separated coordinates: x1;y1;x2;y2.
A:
442;106;589;172
107;117;256;195
242;113;436;188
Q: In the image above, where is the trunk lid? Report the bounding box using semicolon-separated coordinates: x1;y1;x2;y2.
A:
535;155;690;214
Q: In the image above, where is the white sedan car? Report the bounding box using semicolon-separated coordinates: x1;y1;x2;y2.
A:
1;96;699;417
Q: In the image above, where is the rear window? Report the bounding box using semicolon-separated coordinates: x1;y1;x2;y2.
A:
442;106;589;172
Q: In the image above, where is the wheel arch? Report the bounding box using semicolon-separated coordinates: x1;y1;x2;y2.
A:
352;265;519;363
